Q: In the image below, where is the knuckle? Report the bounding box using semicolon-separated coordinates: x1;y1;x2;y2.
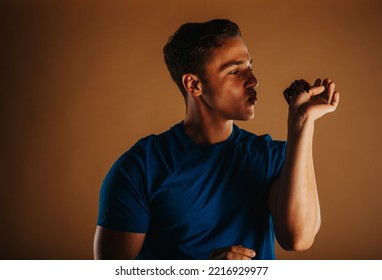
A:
230;245;238;252
226;251;234;259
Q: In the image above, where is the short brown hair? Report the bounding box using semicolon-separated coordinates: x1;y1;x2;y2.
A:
163;19;241;101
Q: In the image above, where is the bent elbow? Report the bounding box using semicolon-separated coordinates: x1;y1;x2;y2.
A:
289;238;314;252
275;217;321;252
278;232;316;252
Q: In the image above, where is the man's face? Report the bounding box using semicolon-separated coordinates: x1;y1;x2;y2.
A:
200;36;258;121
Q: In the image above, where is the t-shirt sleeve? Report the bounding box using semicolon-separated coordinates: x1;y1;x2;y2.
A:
264;135;287;183
96;141;150;233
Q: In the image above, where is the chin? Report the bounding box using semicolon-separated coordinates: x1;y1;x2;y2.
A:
245;111;256;120
237;114;255;121
231;108;256;121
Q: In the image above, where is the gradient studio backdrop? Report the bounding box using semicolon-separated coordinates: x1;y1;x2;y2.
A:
1;0;381;259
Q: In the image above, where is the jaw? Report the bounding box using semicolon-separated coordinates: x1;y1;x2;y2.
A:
237;103;256;121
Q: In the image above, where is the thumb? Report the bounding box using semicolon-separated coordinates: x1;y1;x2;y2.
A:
309;85;325;97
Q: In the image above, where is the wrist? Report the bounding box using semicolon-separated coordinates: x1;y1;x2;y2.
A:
288;114;315;138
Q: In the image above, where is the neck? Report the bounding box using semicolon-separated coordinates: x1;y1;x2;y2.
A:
183;107;233;145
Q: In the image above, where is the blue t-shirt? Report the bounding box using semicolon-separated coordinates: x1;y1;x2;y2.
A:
97;122;286;259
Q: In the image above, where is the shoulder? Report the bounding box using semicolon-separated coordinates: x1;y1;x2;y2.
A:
134;122;181;150
114;123;182;169
233;126;287;165
234;125;285;148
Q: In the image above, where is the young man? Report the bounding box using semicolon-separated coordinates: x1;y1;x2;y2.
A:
93;19;339;260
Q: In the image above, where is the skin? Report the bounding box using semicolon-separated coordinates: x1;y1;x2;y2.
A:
93;36;340;260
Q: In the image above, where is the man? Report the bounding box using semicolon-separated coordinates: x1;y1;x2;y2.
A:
93;19;339;260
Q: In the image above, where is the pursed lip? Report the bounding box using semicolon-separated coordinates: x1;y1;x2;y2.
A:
247;89;257;104
248;97;257;105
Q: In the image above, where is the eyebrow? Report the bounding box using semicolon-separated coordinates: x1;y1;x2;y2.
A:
218;58;253;72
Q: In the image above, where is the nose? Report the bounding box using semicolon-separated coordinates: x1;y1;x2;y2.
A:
245;70;259;89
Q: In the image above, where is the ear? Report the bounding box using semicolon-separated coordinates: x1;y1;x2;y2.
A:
182;74;203;97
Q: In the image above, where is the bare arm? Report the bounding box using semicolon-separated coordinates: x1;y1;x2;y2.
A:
93;225;146;259
269;78;340;251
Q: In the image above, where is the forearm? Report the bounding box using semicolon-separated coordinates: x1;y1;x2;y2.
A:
270;119;321;251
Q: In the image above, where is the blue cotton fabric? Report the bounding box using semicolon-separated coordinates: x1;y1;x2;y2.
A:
97;122;286;259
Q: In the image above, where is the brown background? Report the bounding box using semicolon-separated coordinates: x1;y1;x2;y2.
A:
1;0;381;259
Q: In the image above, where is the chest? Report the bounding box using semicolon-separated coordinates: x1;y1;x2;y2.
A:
145;151;269;234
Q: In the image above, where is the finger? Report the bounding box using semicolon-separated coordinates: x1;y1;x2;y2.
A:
299;79;311;92
295;80;310;93
210;245;254;260
294;80;302;92
311;78;331;102
283;89;292;104
322;78;331;87
293;80;303;93
329;91;340;111
314;78;322;87
308;85;325;96
231;245;256;259
288;83;303;101
226;249;253;260
325;82;336;103
226;251;252;260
